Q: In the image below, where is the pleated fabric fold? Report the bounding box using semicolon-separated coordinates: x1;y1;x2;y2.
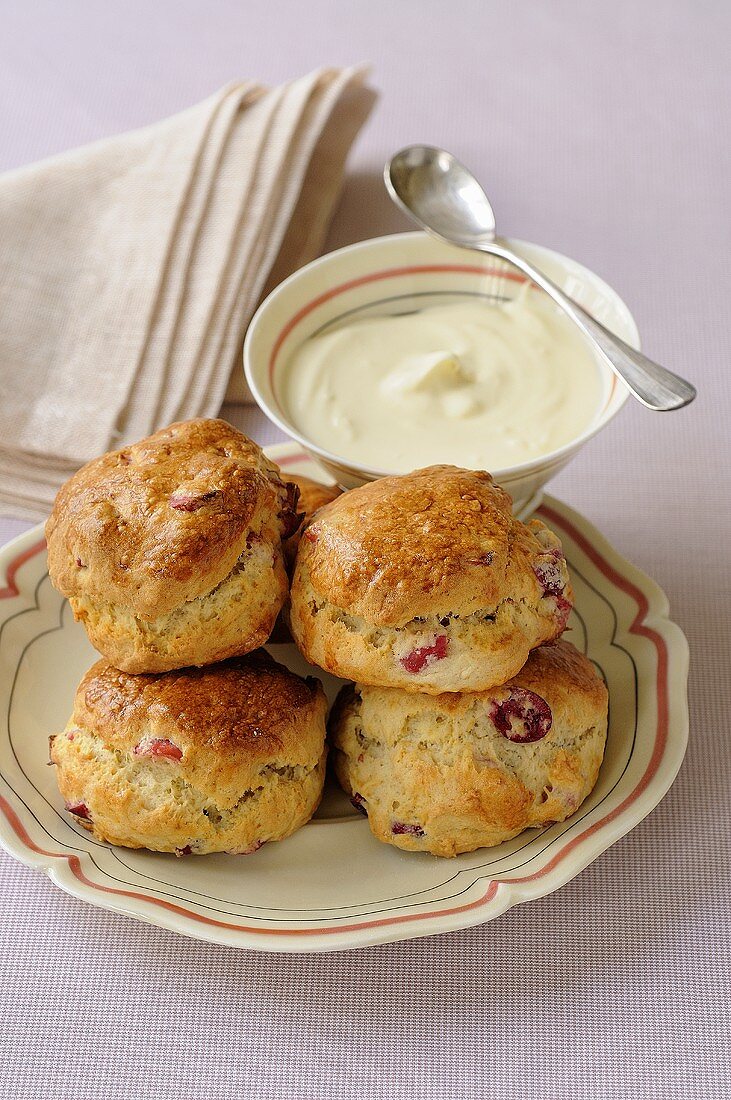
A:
0;66;376;518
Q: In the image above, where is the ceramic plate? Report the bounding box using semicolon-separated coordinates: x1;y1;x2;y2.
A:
0;444;689;952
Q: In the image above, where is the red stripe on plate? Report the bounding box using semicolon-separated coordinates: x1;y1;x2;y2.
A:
0;503;670;938
0;539;46;599
0;792;499;936
492;504;669;886
275;453;310;468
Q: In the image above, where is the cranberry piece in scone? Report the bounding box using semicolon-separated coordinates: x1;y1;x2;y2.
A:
65;801;91;820
350;793;368;817
392;821;425;837
400;634;448;674
169;489;221;512
533;550;572;628
490;688;552;743
134;738;183;761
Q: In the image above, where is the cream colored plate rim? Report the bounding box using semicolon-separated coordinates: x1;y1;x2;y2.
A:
0;443;689;952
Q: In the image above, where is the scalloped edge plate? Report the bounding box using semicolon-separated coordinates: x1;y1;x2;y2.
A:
0;443;689;952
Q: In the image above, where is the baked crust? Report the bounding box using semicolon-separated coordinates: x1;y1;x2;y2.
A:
46;418;297;619
46;419;300;672
293;466;551;625
50;652;327;855
329;640;607;857
289;465;573;692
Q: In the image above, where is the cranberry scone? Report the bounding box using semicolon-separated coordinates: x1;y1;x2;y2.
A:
330;640;608;857
46;419;301;673
50;651;327;856
282;474;341;571
289;465;572;693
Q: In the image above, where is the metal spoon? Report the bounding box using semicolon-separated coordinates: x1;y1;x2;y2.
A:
385;145;696;411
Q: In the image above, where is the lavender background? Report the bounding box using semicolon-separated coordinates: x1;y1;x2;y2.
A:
1;2;729;1097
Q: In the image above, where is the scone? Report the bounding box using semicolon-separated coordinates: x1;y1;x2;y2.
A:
289;465;572;693
46;419;300;673
283;474;341;570
50;651;327;855
269;474;342;645
330;640;608;857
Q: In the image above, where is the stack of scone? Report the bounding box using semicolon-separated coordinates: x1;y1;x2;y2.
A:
46;425;608;863
46;419;328;857
289;465;608;857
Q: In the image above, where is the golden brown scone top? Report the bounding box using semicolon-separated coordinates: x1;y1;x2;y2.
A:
295;465;566;626
46;419;299;618
69;652;326;785
283;474;341;567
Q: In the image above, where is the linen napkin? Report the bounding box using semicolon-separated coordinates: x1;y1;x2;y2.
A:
0;66;375;519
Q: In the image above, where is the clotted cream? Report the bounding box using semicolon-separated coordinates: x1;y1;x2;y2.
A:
282;291;604;472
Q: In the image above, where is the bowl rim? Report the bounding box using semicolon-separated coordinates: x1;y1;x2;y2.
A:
243;230;637;481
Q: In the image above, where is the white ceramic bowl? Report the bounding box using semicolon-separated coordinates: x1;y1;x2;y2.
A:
244;232;637;513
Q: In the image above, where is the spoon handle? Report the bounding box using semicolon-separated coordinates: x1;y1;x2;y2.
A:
482;239;696;411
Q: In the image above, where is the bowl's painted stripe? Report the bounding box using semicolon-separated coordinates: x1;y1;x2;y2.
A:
266;264;529;394
0;509;669;938
265;263;616;442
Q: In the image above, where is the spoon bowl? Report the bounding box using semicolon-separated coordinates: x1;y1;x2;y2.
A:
385;145;696;412
387;145;497;246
